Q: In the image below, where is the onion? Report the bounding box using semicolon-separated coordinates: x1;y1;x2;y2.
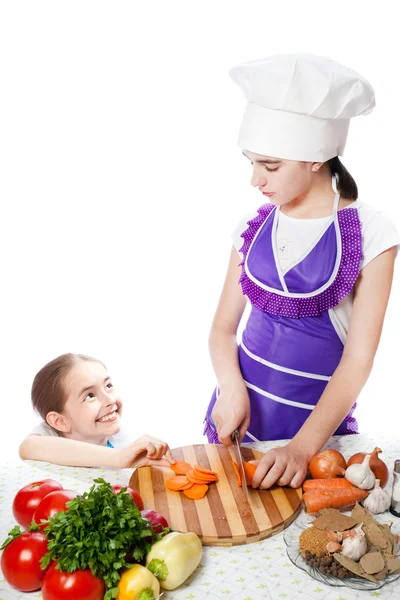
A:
347;447;389;488
309;449;346;479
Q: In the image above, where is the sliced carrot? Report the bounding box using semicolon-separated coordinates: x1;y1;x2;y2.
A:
232;461;242;486
303;488;368;513
192;467;218;483
190;473;215;484
243;462;257;485
165;462;218;500
169;460;192;475
232;461;257;486
193;465;218;477
303;478;358;492
186;469;210;485
183;483;209;499
166;476;194;491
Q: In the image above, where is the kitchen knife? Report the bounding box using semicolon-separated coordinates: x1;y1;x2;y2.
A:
232;429;249;501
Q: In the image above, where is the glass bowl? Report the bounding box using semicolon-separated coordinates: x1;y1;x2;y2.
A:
283;512;400;591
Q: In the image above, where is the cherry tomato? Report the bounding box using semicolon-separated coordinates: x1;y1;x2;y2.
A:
33;489;78;527
140;509;169;534
12;479;63;528
112;484;144;510
1;531;49;592
41;563;105;600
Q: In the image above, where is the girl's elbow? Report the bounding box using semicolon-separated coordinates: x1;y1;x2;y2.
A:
19;441;29;460
342;353;374;375
19;436;37;461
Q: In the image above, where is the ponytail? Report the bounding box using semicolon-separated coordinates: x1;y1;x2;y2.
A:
327;157;358;200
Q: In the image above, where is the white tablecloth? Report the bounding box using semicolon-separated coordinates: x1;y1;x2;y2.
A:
1;434;400;600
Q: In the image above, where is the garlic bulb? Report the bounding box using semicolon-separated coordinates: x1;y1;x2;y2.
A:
345;454;376;489
363;479;391;514
341;525;367;561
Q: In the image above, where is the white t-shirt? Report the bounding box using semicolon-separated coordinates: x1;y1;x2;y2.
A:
232;201;400;341
28;422;138;449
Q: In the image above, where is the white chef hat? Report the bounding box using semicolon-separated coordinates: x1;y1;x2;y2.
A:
230;54;375;162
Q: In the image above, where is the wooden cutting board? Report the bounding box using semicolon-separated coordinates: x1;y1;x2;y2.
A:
129;444;302;546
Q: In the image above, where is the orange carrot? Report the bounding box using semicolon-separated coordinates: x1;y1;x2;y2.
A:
193;466;218;482
303;478;358;492
166;476;193;491
193;465;218;478
232;461;257;486
232;461;242;486
303;488;368;513
183;483;209;499
166;461;218;499
170;460;192;475
186;469;212;485
243;462;257;485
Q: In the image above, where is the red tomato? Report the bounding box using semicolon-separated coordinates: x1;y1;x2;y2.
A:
12;479;63;528
42;563;105;600
140;509;169;534
112;484;144;510
1;531;49;592
33;489;78;527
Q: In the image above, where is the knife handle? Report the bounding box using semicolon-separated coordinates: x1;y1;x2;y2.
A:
231;429;239;443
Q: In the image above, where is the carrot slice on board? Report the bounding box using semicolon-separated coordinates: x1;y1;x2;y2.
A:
232;462;242;486
186;470;210;485
243;462;257;485
169;461;192;475
232;461;257;486
193;465;218;477
190;473;214;484
183;483;209;499
192;467;218;482
303;478;358;493
166;476;193;491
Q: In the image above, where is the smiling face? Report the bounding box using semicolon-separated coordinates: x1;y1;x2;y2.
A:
48;360;122;445
243;150;320;207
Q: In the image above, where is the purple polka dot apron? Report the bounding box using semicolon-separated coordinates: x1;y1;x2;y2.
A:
204;178;362;443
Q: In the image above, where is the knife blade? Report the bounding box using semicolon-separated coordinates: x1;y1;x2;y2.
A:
232;429;249;501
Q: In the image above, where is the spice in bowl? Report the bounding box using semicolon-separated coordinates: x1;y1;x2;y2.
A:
299;526;330;557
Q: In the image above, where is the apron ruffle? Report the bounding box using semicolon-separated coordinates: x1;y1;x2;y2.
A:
238;204;362;318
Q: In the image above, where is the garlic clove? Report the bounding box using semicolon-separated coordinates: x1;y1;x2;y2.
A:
326;529;340;542
326;541;342;553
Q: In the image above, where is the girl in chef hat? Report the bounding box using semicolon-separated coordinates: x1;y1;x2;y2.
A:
204;54;400;489
19;352;174;468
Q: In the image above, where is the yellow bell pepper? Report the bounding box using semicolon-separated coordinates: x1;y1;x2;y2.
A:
146;531;202;590
117;564;160;600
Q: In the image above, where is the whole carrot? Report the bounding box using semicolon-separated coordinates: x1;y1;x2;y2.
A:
303;487;368;513
303;478;357;492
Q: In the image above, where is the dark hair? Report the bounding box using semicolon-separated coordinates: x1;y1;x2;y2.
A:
328;157;358;200
31;353;105;421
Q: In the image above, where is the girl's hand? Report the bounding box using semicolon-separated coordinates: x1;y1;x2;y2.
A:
250;441;309;489
115;435;175;469
211;381;251;446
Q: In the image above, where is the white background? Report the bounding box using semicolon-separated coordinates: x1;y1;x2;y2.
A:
0;1;399;458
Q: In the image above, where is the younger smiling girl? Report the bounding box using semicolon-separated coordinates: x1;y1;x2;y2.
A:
19;353;173;468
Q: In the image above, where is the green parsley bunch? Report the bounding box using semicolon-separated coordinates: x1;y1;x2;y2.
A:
41;478;157;599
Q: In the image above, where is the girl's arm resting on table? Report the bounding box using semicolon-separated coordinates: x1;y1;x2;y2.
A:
209;247;249;445
253;247;396;489
19;434;173;469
